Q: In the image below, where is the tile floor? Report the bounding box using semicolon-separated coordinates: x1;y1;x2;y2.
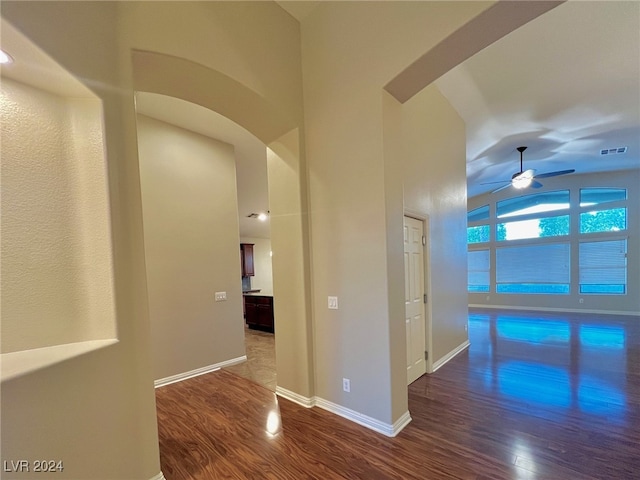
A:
223;326;276;391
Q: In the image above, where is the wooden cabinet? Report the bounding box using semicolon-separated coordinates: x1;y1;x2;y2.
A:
240;243;254;277
244;295;274;332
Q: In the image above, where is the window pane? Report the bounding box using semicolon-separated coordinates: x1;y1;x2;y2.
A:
497;191;569;218
580;208;626;233
467;225;490;244
580;188;626;207
497;243;570;294
468;205;489;222
497;215;570;241
468;249;490;292
579;239;627;295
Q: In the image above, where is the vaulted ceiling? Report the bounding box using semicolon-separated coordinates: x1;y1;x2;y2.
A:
92;2;640;234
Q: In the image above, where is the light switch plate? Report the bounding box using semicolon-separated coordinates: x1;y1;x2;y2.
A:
215;291;227;302
328;296;338;309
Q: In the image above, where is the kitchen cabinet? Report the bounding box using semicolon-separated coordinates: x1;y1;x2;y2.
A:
244;295;274;332
240;243;254;277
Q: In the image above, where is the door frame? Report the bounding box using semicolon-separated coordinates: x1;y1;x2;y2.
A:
404;210;433;374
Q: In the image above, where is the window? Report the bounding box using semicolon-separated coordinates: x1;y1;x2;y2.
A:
497;215;570;241
496;243;570;294
468;186;631;299
497;190;569;218
580;188;626;206
468;205;489;222
468;225;490;243
468;249;490;292
579;239;627;294
580;208;626;233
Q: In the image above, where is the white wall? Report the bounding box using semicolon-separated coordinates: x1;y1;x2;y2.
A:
468;169;640;314
241;237;274;296
137;114;245;381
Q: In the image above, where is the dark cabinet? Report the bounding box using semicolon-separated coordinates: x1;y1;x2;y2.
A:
240;243;254;277
244;295;274;332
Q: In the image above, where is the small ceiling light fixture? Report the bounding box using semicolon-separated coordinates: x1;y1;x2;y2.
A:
0;49;14;65
512;170;533;189
246;211;270;221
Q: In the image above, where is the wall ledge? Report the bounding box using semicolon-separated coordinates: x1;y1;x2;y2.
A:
1;339;119;383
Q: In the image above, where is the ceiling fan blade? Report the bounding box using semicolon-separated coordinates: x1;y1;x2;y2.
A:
534;169;575;179
491;183;512;194
531;180;543;189
480;179;511;185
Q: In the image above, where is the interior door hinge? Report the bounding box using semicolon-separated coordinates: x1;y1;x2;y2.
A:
425;351;428;360
423;294;428;304
422;235;426;246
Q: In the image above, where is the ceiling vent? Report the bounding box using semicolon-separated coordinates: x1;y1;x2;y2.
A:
600;147;627;155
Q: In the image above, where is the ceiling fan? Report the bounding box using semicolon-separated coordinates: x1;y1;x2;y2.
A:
483;146;575;194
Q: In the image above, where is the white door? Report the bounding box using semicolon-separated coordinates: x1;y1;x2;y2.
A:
404;216;426;385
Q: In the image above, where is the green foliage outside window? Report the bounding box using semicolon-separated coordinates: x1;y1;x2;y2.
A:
580;208;626;233
539;216;570;237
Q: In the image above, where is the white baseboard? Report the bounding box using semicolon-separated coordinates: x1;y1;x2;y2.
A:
314;397;411;437
469;304;640;316
276;386;411;437
154;355;247;388
275;386;315;408
431;340;470;373
149;472;166;480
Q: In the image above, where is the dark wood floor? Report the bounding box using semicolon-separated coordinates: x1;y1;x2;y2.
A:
155;308;640;479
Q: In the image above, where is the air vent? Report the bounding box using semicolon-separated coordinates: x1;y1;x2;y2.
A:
600;147;627;155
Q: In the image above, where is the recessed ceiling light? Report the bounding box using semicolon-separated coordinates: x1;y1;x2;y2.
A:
0;49;13;64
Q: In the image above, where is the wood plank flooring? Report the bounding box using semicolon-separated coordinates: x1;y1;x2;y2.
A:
156;308;640;479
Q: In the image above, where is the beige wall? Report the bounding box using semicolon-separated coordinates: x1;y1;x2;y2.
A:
241;237;274;296
300;1;493;426
1;2;161;479
1;79;116;353
137;115;245;381
1;2;308;477
396;84;470;364
267;130;315;398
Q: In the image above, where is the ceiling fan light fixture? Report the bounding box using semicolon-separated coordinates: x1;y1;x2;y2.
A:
512;174;532;189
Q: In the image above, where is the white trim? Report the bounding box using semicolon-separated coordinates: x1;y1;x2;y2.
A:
275;386;315;408
431;340;470;373
148;472;166;480
469;304;640;317
154;355;246;388
314;397;411;437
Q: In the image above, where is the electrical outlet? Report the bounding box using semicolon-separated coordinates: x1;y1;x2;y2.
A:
342;378;350;392
215;291;227;302
328;296;338;310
